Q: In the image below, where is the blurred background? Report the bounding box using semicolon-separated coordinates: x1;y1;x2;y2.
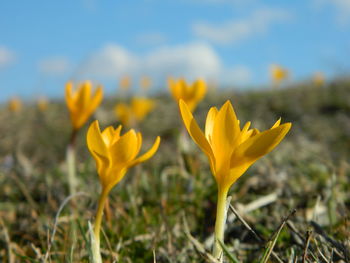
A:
1;0;350;101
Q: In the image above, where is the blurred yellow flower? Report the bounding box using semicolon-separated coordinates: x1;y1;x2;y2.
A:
270;64;288;85
114;103;133;126
65;81;103;131
313;72;325;87
37;96;49;112
169;78;206;112
115;97;155;126
140;76;152;91
179;99;291;259
119;75;131;91
87;120;160;261
8;97;22;113
131;97;155;121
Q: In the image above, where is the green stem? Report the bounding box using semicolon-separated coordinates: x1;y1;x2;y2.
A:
66;128;78;196
66;143;77;196
213;186;229;261
92;187;110;263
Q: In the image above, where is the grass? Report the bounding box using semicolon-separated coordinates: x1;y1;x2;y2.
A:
0;81;349;262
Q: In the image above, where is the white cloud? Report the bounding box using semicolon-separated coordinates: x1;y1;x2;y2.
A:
192;8;292;45
78;42;252;86
38;57;71;75
0;46;16;69
135;33;167;46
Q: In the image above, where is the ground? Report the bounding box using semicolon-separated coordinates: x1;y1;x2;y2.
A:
0;82;349;262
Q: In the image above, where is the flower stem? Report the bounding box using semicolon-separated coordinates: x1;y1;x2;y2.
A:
92;187;110;263
66;144;77;196
213;187;229;262
66;129;78;196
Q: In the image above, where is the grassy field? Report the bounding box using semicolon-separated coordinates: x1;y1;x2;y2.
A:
0;82;349;262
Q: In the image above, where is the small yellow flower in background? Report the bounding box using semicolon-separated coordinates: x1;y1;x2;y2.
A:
8;97;22;113
37;96;49;112
114;102;133;127
65;81;103;131
114;97;156;127
131;97;155;121
313;72;325;87
179;99;291;260
87;120;160;262
140;76;152;91
169;78;207;112
119;75;131;91
270;64;289;86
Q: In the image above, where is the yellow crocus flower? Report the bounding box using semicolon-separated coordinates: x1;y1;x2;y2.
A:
37;96;49;112
179;99;291;260
115;97;155;126
119;75;131;91
65;81;103;131
8;97;22;113
313;72;325;87
169;78;206;112
131;97;155;121
114;103;133;127
87;120;160;262
140;76;152;91
270;64;288;85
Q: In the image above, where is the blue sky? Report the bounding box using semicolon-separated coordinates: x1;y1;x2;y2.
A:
0;0;350;101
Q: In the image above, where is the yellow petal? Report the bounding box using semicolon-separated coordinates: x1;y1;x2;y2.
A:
102;126;122;146
179;100;215;171
65;82;75;110
76;82;91;109
169;78;179;100
192;79;206;101
110;129;139;167
242;121;251;133
211;101;240;171
205;106;218;143
135;132;143;156
231;123;291;168
271;118;281;129
89;86;103;113
87;121;110;178
87;120;108;158
128;136;161;167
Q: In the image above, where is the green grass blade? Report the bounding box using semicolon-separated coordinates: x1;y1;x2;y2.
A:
218;240;240;263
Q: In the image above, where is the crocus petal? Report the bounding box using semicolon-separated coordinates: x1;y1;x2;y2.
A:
271;118;281;129
87;120;108;156
168;78;177;98
193;79;206;101
65;82;75;111
211;101;240;171
110;129;139;167
237;121;253;145
231;123;291;168
128;136;161;167
179;100;214;162
205;107;218;142
89;86;103;113
76;82;91;109
242;121;251;133
101;126;116;146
